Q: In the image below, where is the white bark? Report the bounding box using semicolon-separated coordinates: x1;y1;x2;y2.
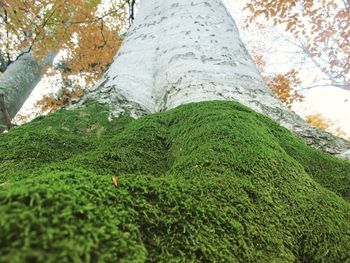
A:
0;52;55;131
84;0;350;158
88;0;284;115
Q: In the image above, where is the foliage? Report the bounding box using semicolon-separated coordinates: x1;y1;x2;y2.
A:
36;86;85;113
245;0;350;89
250;45;304;108
266;70;304;108
0;0;128;111
306;113;332;131
1;101;350;262
306;113;349;140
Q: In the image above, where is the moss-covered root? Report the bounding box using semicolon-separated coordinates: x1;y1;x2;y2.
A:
0;101;349;262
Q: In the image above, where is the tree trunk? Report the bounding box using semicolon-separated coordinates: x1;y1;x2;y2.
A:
0;52;55;131
84;0;350;159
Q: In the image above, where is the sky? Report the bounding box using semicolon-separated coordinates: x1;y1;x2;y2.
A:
17;0;350;136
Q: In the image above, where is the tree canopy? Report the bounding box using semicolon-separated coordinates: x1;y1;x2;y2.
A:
0;0;133;111
246;0;350;90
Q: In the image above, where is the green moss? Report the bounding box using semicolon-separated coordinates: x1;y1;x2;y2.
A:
0;101;349;262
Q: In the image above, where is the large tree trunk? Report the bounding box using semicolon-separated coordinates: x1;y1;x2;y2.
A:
0;52;55;131
84;0;350;159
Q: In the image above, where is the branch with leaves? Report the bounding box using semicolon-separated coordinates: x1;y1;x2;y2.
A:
245;0;350;90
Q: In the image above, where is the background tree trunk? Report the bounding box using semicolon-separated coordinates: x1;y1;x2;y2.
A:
83;0;350;158
0;52;55;131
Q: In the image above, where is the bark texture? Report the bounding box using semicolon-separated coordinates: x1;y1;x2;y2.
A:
0;52;55;131
83;0;350;159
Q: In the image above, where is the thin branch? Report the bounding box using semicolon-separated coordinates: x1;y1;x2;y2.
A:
299;83;350;92
129;0;136;25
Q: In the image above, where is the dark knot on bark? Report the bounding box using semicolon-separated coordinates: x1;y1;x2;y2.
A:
0;93;13;131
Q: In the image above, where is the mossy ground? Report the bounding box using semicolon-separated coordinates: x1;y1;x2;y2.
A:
0;101;349;262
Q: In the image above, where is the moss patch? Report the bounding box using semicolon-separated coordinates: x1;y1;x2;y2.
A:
0;101;349;262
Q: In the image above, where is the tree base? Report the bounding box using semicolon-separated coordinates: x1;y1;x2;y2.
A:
0;101;349;262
